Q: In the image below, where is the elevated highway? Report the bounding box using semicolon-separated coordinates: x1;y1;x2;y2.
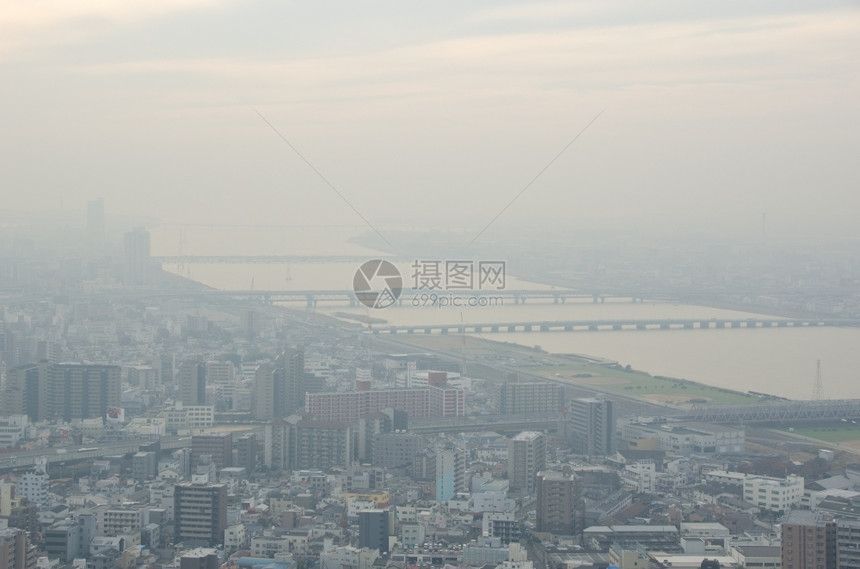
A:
0;435;197;472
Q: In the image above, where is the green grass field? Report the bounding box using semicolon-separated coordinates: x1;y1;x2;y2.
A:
391;334;761;406
779;426;860;442
525;363;759;405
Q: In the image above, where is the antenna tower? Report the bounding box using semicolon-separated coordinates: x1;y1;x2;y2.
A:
813;359;824;400
460;312;467;377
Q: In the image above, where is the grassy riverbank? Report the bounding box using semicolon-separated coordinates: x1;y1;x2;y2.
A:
394;333;766;408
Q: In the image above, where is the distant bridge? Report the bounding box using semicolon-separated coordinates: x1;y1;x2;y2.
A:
101;288;629;307
372;317;860;335
49;288;643;307
154;255;408;264
681;399;860;424
232;288;632;306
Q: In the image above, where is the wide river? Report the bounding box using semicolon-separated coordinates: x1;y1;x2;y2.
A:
154;226;860;401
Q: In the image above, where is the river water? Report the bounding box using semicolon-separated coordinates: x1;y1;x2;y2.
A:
153;226;860;401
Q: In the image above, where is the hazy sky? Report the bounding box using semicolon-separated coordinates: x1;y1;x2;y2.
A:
2;0;859;241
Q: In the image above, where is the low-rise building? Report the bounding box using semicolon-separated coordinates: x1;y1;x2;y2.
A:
0;416;29;449
620;420;744;455
483;512;521;544
743;474;804;513
164;405;214;433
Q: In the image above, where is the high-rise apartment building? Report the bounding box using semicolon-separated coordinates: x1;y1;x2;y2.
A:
277;349;305;417
435;447;467;502
264;419;290;470
191;432;233;469
0;528;37;569
264;416;351;471
205;361;235;384
3;363;120;423
508;431;546;495
0;483;14;518
132;452;158;481
128;366;160;390
160;353;176;386
536;471;583;536
356;412;393;463
174;481;227;548
290;418;352;471
254;351;305;420
412;450;436;482
2;364;47;422
498;382;564;415
372;432;423;470
235;432;257;472
781;510;836;569
566;397;614;456
123;228;152;285
253;364;276;421
50;364;121;422
305;385;464;423
358;509;392;554
838;518;860;569
178;362;206;406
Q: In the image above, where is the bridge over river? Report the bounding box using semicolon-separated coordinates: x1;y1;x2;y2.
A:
680;399;860;424
372;317;860;335
47;288;647;307
154;255;409;264
91;288;641;307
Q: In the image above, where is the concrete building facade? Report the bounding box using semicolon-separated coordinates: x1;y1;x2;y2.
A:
174;482;227;548
508;431;546;495
566;397;614;456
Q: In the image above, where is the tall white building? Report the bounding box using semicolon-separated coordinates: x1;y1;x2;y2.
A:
17;460;49;510
508;432;546;496
435;447;466;503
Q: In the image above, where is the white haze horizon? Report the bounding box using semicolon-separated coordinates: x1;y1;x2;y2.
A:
1;0;858;247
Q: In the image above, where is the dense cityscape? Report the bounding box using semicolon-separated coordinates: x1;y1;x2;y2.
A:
3;1;859;567
1;207;860;569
